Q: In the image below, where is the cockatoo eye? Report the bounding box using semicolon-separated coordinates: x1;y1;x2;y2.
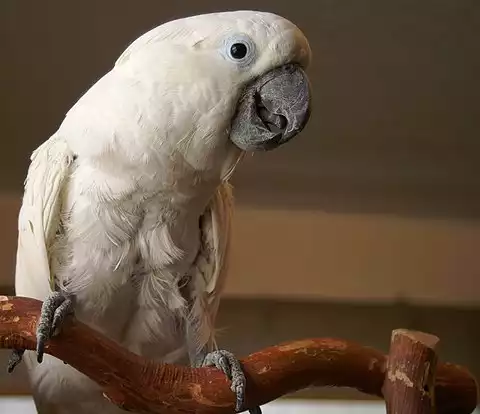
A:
230;43;248;59
223;34;256;67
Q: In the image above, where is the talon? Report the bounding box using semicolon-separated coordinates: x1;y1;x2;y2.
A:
36;292;73;364
202;349;261;414
36;332;49;363
7;349;25;373
52;298;74;335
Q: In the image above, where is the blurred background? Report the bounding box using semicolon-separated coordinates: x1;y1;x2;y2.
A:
1;0;479;412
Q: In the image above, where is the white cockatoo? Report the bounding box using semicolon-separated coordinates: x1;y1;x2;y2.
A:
11;10;312;414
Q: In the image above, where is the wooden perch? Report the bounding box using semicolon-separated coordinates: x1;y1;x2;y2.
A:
383;329;440;414
0;296;477;414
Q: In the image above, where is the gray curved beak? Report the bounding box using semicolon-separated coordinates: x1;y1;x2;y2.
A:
229;63;312;151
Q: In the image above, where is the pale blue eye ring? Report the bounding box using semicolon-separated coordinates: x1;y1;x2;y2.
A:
222;34;256;67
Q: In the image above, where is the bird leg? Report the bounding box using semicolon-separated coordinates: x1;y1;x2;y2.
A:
7;349;25;373
182;279;261;412
7;291;73;373
36;291;74;363
196;349;262;414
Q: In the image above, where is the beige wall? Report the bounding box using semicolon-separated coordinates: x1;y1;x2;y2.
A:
228;207;480;306
1;195;479;306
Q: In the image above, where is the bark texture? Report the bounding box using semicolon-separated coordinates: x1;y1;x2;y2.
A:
0;296;477;414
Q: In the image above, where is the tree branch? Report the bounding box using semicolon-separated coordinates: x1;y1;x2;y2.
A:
383;329;440;414
0;296;477;414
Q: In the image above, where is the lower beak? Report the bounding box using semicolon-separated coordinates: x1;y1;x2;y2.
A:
229;63;312;151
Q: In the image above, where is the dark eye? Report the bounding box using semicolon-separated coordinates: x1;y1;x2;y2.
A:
230;43;248;60
223;34;256;66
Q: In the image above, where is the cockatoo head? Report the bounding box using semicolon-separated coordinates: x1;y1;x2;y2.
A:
113;10;312;177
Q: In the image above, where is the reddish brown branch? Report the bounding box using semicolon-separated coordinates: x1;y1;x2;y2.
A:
383;329;440;414
0;296;477;414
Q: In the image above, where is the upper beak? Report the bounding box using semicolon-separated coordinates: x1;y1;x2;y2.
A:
229;63;312;151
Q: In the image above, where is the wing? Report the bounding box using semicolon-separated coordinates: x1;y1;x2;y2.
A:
187;180;234;357
203;181;234;321
15;134;74;301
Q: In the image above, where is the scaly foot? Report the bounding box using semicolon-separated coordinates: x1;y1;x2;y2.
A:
202;349;262;414
7;292;73;373
7;349;25;373
36;292;73;363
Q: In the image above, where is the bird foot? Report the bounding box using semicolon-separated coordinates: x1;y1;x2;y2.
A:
202;349;262;414
7;349;25;373
36;292;73;363
7;292;73;373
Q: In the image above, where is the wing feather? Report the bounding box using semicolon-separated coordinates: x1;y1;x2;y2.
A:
204;181;234;308
187;181;234;358
15;135;74;300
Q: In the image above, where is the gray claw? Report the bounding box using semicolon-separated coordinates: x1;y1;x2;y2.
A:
7;349;25;373
202;349;261;414
36;292;73;363
52;297;74;334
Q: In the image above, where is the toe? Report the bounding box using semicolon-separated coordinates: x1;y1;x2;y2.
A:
217;355;232;377
52;298;73;334
36;322;51;363
201;349;252;412
36;339;46;363
7;349;24;373
36;292;72;363
231;375;246;411
234;386;245;411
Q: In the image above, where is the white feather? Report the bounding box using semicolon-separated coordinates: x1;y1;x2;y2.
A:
14;10;311;413
15;134;74;300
